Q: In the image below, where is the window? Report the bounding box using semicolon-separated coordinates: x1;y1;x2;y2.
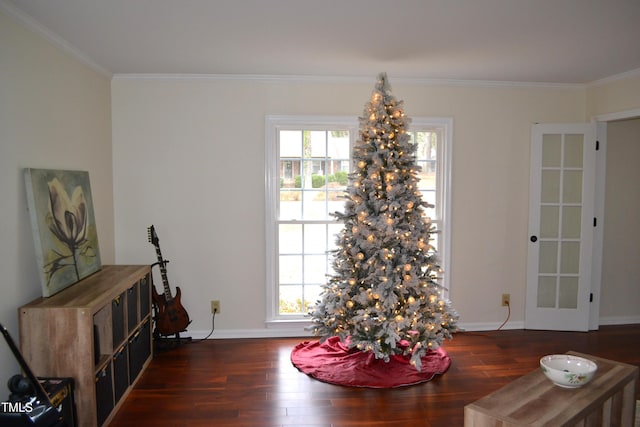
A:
265;116;452;324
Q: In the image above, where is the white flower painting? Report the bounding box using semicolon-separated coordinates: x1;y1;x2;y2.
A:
24;168;102;297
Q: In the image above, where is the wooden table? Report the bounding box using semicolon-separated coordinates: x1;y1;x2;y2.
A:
464;351;638;426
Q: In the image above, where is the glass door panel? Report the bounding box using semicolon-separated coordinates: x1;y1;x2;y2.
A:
540;206;559;238
536;133;584;310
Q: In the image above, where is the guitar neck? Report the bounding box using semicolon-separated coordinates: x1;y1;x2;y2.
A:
154;246;174;302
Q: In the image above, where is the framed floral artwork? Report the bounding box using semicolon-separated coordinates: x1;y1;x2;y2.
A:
24;168;102;297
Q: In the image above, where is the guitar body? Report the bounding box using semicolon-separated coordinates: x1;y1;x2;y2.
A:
148;224;191;337
152;285;190;336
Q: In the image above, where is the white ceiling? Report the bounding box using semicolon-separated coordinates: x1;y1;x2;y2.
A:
4;0;640;84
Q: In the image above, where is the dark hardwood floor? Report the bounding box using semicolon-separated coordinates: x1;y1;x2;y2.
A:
109;325;640;427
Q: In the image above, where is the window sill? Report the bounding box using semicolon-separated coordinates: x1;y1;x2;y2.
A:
265;318;313;329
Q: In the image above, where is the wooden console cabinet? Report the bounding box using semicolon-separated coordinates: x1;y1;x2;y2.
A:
19;265;153;427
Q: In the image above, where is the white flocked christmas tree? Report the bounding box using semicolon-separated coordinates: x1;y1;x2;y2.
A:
309;73;459;370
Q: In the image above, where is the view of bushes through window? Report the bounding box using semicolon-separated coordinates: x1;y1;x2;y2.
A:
276;126;441;316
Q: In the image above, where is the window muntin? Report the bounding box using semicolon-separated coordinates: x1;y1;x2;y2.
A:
411;125;447;259
276;125;352;315
266;116;452;322
279;129;351;221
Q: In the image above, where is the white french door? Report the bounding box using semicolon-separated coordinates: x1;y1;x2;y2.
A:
525;123;596;331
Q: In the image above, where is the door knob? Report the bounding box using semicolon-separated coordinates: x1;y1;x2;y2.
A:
530;235;538;242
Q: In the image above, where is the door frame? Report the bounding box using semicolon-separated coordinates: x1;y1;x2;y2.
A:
590;108;640;329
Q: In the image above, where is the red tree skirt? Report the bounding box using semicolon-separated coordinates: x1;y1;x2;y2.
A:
291;336;451;388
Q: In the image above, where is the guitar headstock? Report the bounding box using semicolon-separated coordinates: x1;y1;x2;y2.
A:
148;225;159;247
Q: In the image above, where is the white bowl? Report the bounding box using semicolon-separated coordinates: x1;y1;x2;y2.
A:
540;354;597;388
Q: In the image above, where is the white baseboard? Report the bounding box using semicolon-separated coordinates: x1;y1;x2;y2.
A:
184;317;639;340
598;315;640;326
188;327;314;340
457;321;525;332
186;320;527;340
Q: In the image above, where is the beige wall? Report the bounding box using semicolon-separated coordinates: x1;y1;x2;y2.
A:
600;119;640;321
587;71;640;118
111;77;586;336
0;11;113;378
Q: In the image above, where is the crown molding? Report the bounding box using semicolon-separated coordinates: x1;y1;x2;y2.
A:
112;73;372;84
588;67;640;87
112;72;585;89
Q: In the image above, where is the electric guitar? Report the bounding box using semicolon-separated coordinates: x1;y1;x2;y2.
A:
148;225;191;336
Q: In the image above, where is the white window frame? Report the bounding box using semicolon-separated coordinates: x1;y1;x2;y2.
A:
412;117;454;303
265;115;453;326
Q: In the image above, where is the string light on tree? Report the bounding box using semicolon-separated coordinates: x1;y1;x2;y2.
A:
309;73;459;370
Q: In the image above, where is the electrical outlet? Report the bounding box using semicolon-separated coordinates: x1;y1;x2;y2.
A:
211;300;221;314
501;293;510;307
